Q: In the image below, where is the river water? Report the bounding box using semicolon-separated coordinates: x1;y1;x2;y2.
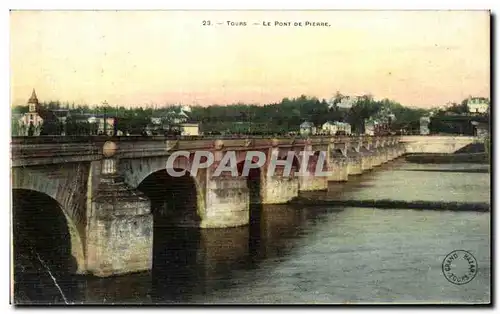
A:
15;159;491;304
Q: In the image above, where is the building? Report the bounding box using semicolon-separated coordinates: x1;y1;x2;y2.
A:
321;121;335;134
146;116;167;135
321;121;352;135
150;117;162;125
471;121;489;139
73;113;116;136
299;121;316;136
365;120;375;136
179;123;200;136
17;89;44;136
16;89;63;136
337;96;358;109
149;109;200;136
419;116;430;135
467;97;489;114
165;107;190;124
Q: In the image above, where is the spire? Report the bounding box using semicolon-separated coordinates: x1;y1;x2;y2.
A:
28;89;38;104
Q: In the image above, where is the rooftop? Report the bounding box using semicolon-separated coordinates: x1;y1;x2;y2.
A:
28;89;38;104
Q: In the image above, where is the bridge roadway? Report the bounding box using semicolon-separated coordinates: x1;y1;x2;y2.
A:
10;135;476;277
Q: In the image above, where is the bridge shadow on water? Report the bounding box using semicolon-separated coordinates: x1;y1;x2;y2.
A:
139;165;315;303
147;204;328;304
82;201;323;304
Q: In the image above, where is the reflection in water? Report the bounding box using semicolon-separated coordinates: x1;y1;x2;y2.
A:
78;203;311;304
83;272;152;304
13;161;491;304
149;204;310;303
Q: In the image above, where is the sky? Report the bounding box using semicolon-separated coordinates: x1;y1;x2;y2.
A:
10;10;490;108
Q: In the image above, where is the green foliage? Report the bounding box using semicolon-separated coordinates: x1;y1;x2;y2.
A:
40;119;63;136
11;93;433;135
66;116;98;135
428;117;475;135
446;102;469;115
115;115;150;135
12;105;29;114
11;116;21;136
485;136;490;161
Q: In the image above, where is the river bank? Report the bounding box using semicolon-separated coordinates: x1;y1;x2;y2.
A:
404;152;488;164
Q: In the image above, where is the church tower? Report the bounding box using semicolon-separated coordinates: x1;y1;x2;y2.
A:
28;89;38;113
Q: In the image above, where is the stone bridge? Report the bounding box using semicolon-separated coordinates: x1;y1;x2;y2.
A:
399;135;477;154
10;135;474;277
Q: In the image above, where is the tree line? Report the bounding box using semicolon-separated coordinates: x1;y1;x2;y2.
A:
12;93;485;136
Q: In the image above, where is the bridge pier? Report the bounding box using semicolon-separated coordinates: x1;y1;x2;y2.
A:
295;146;328;192
298;154;328;192
370;147;383;167
298;174;328;191
327;158;349;182
385;146;394;161
376;148;385;164
327;142;349;183
202;172;250;228
261;165;299;204
397;143;406;157
360;151;374;171
86;157;153;277
347;155;363;176
388;144;403;160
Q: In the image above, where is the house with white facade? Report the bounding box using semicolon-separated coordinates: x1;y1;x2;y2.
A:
73;113;116;136
299;121;316;136
467;97;489;114
322;121;352;135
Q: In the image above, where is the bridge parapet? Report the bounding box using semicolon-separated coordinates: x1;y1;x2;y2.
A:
11;142;101;167
11;135;403;167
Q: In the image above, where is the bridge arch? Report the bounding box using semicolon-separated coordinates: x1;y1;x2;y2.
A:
332;148;347;158
235;159;262;205
120;154;203;190
120;154;206;223
11;167;87;274
136;167;204;273
137;167;204;228
12;188;85;277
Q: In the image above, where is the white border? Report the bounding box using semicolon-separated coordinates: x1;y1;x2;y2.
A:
3;0;500;10
2;1;497;313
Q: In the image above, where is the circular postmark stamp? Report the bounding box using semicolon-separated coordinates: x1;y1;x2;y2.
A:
442;250;478;285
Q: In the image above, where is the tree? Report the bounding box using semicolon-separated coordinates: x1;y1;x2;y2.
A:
11;117;21;136
40;119;63;136
447;102;468;115
12;105;29;116
66;116;93;135
346;95;382;134
115;115;149;134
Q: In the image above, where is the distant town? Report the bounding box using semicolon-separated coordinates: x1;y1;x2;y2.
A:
11;89;490;138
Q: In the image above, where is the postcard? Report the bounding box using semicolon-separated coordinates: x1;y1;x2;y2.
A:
10;10;491;305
